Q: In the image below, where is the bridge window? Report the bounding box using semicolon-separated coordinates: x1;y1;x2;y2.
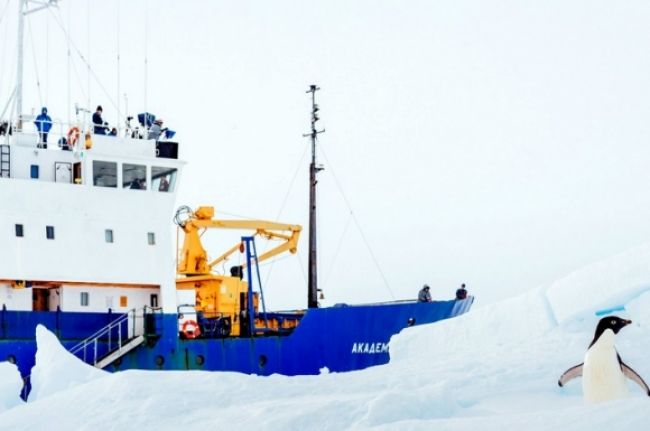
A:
15;224;23;237
93;160;117;188
152;166;176;192
123;163;147;190
105;229;114;243
120;296;128;307
46;225;55;239
30;165;39;179
80;292;89;306
148;232;156;245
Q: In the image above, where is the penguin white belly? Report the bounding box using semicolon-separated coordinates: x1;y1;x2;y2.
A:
582;331;629;404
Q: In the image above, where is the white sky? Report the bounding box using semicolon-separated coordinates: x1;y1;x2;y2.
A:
2;0;650;308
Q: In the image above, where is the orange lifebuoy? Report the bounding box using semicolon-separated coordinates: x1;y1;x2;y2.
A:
182;320;201;339
67;127;80;147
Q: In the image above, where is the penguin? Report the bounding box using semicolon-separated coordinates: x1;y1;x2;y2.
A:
558;316;650;403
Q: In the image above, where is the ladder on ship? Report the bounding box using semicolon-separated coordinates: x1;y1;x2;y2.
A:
0;145;9;178
69;308;145;369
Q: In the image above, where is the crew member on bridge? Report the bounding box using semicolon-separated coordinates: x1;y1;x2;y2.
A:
418;284;432;302
34;107;52;147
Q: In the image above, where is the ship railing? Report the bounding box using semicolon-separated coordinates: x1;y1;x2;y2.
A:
10;117;93;148
68;308;138;366
3;116;174;149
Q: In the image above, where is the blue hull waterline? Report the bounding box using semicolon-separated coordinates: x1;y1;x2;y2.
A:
1;298;472;394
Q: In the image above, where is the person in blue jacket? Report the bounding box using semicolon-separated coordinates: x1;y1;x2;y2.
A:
34;107;53;147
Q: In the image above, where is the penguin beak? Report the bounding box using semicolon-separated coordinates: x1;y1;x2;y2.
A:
624;319;632;326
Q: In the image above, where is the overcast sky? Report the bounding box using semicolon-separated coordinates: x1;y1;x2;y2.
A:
2;0;650;309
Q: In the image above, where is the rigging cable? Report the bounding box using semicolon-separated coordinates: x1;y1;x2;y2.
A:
86;0;90;111
116;0;121;132
49;8;119;115
0;0;11;26
26;18;43;108
45;10;49;106
322;212;353;290
318;145;396;300
144;0;148;117
65;2;70;123
0;0;11;105
262;143;311;290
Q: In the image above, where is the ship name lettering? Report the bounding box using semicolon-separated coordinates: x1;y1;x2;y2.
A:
351;342;389;354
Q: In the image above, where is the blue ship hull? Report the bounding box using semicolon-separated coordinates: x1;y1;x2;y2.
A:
0;298;473;397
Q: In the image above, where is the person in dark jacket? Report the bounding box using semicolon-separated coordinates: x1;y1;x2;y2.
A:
34;107;53;147
418;284;432;302
456;283;468;300
92;105;108;135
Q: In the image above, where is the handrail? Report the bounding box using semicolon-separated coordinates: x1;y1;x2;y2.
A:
68;308;137;365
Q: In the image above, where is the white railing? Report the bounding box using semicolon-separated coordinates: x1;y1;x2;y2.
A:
68;308;138;366
1;115;173;150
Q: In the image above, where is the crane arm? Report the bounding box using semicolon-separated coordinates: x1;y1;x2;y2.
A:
177;206;302;276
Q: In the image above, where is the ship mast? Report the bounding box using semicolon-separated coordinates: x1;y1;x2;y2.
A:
15;0;59;129
304;85;324;309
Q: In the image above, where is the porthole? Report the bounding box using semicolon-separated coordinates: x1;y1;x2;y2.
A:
259;354;267;368
113;357;122;367
195;355;205;366
155;355;165;366
407;317;416;327
6;354;16;364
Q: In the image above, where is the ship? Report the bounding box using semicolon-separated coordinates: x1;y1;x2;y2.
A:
0;0;473;398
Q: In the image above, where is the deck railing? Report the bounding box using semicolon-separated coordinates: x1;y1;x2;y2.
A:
68;308;137;366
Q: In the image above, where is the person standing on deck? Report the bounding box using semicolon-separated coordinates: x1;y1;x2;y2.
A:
456;283;468;300
34;107;52;147
92;105;108;135
418;284;432;302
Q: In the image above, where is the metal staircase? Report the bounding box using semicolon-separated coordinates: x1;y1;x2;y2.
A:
69;308;145;369
0;144;9;178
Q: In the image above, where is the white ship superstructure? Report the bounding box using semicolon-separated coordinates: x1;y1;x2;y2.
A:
0;128;184;315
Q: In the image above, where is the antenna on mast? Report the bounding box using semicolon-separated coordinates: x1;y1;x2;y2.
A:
303;85;325;309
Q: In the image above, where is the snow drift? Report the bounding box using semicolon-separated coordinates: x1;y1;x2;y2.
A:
1;244;650;429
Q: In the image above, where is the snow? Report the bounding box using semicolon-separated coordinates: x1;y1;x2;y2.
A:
1;246;650;429
0;363;22;413
29;326;107;401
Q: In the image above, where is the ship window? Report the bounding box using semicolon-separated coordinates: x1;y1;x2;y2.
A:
46;225;55;239
148;232;156;245
80;292;89;306
15;224;23;237
92;160;117;188
30;165;39;179
123;163;147;190
152;166;176;192
120;296;128;307
150;294;158;307
105;229;114;243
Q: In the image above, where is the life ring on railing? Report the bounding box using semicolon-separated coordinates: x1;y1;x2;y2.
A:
67;127;81;147
182;320;201;339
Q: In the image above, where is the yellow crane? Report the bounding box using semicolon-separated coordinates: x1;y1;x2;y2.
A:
175;206;302;337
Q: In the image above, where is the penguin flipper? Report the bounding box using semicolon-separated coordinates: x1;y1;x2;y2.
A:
558;363;583;387
620;360;650;396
